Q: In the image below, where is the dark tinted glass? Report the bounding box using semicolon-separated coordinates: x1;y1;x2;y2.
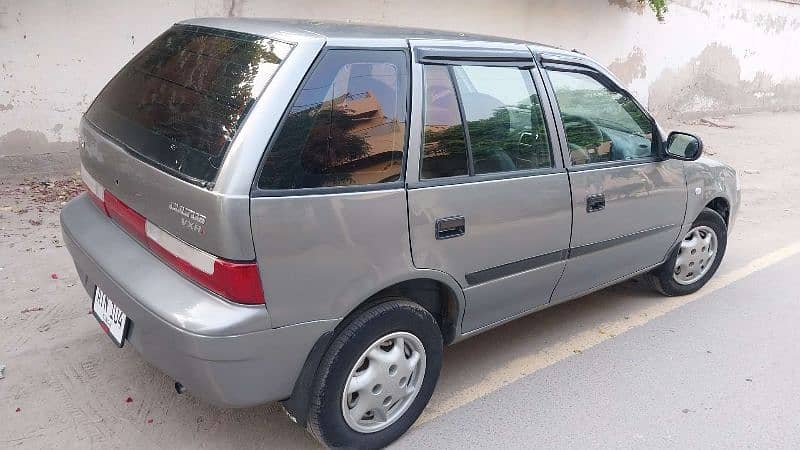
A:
452;65;552;174
258;50;408;190
421;65;469;179
86;25;292;187
547;70;653;165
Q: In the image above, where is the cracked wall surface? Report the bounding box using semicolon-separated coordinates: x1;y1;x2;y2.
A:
1;0;799;164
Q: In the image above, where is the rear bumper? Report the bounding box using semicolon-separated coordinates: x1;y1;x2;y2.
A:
61;194;336;407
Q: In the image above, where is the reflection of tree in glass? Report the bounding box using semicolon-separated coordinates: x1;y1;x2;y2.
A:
554;89;650;136
98;26;288;184
424;100;550;169
424;123;467;156
260;105;373;189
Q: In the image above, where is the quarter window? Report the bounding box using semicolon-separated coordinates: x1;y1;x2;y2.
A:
258;50;408;190
546;70;654;166
421;65;469;179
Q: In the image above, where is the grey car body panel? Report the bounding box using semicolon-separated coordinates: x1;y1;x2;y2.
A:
62;194;337;407
552;160;687;301
408;174;572;332
249;189;416;328
61;19;741;408
79;119;257;260
682;156;740;233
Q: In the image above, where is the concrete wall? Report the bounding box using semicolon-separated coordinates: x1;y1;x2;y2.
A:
1;0;799;167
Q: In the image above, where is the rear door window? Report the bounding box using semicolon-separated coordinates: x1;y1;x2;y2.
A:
258;50;409;190
452;65;553;174
86;25;293;187
420;64;553;179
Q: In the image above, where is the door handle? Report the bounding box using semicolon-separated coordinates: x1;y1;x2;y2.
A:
436;216;465;240
586;194;605;213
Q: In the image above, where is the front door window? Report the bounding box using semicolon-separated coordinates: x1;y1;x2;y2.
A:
546;70;654;165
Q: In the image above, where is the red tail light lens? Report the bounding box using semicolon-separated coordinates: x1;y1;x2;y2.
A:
105;192;147;243
80;169;264;305
148;241;264;304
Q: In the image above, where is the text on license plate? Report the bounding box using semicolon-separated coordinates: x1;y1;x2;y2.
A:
92;286;129;347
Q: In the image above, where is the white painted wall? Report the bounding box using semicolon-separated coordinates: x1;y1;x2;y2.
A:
1;0;799;156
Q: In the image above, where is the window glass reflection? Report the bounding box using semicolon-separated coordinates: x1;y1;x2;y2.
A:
452;65;553;174
259;50;408;189
547;70;653;165
87;25;292;186
421;65;469;179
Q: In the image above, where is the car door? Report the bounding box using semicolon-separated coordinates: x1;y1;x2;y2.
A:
406;41;572;333
540;57;687;301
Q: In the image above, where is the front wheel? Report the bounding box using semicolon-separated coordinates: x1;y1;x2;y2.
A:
647;208;728;296
307;299;443;448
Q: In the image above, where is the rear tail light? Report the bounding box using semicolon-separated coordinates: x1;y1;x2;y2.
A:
80;167;264;305
144;221;264;303
81;164;106;214
105;192;147;243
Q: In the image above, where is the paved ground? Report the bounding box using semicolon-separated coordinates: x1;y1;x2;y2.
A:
1;112;799;448
397;254;800;449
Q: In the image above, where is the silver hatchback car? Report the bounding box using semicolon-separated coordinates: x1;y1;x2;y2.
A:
62;18;740;448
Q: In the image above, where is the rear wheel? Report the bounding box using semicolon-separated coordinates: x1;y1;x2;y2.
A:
307;299;443;448
648;208;727;296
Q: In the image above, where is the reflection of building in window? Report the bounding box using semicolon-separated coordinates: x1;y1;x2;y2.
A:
259;51;407;190
328;89;404;185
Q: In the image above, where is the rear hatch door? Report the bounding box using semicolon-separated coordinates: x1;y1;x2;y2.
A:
81;24;294;260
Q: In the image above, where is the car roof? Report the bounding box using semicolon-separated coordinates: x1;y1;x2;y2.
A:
180;17;561;48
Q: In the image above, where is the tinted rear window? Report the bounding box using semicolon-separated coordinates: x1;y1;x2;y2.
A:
257;49;408;190
86;25;293;187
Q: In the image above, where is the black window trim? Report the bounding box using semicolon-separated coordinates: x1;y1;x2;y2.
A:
408;166;566;190
416;46;535;66
447;65;476;176
251;46;412;198
539;56;665;171
416;58;561;186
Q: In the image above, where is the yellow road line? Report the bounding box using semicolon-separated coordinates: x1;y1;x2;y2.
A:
416;241;800;425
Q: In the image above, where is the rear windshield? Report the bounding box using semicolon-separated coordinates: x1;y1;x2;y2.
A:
86;25;293;187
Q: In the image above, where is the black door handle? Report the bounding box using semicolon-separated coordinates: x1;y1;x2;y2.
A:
436;216;465;240
586;194;605;213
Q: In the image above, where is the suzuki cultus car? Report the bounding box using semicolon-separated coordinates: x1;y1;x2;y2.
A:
63;18;740;448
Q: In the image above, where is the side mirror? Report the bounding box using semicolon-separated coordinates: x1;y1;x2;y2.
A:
665;131;703;161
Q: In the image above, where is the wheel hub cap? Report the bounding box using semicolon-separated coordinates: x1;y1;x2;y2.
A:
673;225;718;285
341;331;426;433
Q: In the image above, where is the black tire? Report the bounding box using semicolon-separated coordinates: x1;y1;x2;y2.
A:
307;299;443;449
647;208;727;296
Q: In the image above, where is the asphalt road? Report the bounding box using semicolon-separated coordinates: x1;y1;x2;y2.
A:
395;253;800;449
2;112;800;449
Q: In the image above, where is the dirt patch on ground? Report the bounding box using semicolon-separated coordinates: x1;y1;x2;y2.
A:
0;175;83;215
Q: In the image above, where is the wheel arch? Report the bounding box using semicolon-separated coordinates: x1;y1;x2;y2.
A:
705;197;730;225
681;159;738;239
281;270;465;426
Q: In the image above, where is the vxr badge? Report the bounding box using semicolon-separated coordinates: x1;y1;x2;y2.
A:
168;202;207;235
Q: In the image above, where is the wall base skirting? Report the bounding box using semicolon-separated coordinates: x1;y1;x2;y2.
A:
0;152;80;179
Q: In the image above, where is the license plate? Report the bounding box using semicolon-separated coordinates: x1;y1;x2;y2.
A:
92;286;129;347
